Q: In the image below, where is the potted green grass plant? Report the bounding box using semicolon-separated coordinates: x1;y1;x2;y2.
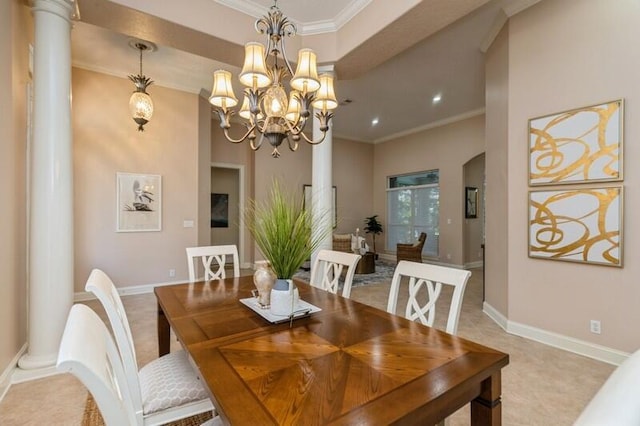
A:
244;180;329;280
244;180;330;314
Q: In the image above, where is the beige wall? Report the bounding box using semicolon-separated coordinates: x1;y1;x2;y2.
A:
0;0;31;380
211;125;254;265
484;22;509;316
463;153;484;266
332;137;374;239
212;132;373;264
507;0;640;352
72;68;200;290
373;115;485;266
197;95;212;247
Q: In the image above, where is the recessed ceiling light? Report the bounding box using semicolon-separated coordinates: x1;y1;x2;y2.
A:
371;118;379;126
432;94;442;104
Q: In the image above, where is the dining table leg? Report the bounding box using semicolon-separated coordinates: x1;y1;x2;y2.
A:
157;302;170;357
470;371;502;426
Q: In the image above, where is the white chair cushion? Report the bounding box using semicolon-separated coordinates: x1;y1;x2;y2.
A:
139;350;209;415
200;416;223;426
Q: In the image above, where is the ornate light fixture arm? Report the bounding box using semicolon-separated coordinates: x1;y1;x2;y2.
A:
214;109;255;144
255;4;296;76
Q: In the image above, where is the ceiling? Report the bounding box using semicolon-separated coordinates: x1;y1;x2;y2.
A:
71;0;531;142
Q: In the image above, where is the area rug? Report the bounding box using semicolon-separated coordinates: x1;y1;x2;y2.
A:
82;394;213;426
293;259;396;288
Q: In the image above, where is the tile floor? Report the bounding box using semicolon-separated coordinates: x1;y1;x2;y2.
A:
0;268;614;425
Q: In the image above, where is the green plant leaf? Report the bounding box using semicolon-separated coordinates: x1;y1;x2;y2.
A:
243;180;331;278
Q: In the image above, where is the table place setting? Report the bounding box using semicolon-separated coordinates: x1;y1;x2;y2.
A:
239;297;321;324
245;271;322;324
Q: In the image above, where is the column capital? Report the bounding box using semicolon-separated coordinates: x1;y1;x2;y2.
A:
31;0;77;23
318;64;337;79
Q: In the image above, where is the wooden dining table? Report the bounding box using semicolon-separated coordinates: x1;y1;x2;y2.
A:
155;276;509;425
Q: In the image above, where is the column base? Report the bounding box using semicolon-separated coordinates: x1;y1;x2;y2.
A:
12;366;60;384
17;352;57;370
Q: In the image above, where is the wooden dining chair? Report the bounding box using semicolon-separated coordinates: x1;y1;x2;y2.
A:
310;249;362;298
57;304;222;426
386;261;471;335
186;245;240;282
85;269;214;425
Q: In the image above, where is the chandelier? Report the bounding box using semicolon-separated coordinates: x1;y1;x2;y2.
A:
209;1;337;158
128;40;155;132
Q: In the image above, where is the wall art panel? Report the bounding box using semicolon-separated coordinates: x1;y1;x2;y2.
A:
528;186;622;266
529;100;623;185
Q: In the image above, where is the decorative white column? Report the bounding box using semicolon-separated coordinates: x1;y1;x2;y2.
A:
18;0;75;371
311;108;333;266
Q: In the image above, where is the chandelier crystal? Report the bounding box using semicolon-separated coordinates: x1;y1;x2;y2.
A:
128;41;155;132
209;1;337;158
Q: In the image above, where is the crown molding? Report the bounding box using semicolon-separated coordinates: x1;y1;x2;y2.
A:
480;0;542;53
480;11;507;53
502;0;542;17
213;0;266;19
374;108;486;144
213;0;371;35
303;0;371;35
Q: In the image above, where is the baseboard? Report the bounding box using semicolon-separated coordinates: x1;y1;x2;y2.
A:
74;278;189;301
377;253;464;269
482;301;508;331
508;320;629;366
11;365;59;384
377;253;396;263
0;344;27;403
482;301;628;366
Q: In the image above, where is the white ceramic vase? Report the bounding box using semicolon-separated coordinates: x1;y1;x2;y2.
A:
270;279;299;316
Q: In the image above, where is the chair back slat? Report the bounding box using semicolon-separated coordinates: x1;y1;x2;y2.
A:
57;304;138;426
85;269;144;416
387;261;471;335
310;249;361;298
187;245;240;282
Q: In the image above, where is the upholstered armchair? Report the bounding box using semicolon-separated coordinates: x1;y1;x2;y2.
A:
396;232;427;263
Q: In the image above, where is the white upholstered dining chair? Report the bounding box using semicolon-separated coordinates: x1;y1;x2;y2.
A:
85;269;214;425
386;261;471;335
574;348;640;426
310;249;362;298
57;304;222;426
186;245;240;282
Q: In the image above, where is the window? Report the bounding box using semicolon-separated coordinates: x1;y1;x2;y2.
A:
386;170;439;256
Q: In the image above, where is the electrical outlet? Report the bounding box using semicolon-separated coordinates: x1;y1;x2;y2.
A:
446;253;452;260
169;268;176;278
590;320;601;334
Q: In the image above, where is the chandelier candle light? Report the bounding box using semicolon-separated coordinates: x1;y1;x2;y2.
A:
128;40;155;132
209;1;338;158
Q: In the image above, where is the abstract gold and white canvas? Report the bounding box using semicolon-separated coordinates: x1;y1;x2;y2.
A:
529;100;623;185
529;187;622;266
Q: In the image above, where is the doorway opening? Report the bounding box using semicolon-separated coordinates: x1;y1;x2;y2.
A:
210;163;244;265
